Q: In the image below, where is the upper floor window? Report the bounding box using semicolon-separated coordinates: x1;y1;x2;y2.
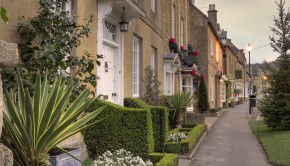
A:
209;35;214;57
151;0;156;13
180;18;184;46
171;4;175;37
151;46;157;70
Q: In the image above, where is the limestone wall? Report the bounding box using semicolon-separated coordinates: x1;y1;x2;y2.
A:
0;40;21;166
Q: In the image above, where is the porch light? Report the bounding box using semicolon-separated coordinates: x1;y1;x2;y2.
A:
119;7;128;32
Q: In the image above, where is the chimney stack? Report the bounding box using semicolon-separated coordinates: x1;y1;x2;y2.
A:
208;4;218;33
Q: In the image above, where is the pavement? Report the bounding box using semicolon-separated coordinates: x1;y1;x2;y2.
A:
178;101;272;166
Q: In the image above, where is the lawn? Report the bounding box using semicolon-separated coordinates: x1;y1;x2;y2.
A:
249;121;290;166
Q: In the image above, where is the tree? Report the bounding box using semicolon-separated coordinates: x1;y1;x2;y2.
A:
142;66;162;106
1;0;102;99
197;77;210;113
258;0;290;130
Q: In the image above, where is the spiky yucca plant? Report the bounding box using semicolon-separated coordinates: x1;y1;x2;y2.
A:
1;72;105;166
166;92;197;128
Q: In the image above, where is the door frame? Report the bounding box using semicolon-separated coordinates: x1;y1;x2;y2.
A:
97;2;124;105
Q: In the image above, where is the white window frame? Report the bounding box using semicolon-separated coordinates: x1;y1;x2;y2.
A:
151;46;157;71
211;75;215;102
209;34;214;57
171;4;175;37
182;75;194;110
165;72;172;95
133;36;141;97
151;0;156;13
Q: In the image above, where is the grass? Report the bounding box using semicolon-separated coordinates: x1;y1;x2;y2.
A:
249;121;290;166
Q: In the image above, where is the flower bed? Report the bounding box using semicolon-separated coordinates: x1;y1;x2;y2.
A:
95;149;153;166
164;124;206;154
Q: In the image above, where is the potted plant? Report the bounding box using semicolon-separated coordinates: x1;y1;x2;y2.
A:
1;72;106;166
166;92;197;128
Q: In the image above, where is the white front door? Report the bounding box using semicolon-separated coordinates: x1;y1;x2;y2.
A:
99;44;117;103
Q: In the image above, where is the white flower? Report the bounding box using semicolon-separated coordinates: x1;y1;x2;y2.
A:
167;132;187;142
94;149;153;166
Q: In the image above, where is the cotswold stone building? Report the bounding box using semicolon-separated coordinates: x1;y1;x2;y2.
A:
188;4;225;108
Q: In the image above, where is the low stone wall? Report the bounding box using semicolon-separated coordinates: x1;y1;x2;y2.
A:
0;39;21;166
186;112;206;125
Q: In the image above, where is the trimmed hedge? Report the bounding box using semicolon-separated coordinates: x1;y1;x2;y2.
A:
165;124;206;154
124;97;169;152
83;100;154;158
149;153;179;166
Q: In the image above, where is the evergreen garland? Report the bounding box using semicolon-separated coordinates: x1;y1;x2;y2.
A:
169;38;201;70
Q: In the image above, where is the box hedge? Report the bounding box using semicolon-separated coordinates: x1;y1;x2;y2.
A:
149;153;179;166
124;97;169;152
165;124;205;154
83;100;154;158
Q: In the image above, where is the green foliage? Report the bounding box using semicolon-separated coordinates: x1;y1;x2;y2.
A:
197;79;210;113
259;0;290;130
169;39;200;70
166;92;197;128
1;6;8;23
249;121;290;166
124;97;169;152
83;100;154;158
164;124;205;154
1;71;105;166
1;0;101;99
152;153;178;166
225;80;231;104
142;66;162;106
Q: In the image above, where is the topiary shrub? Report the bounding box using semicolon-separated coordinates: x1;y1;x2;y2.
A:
83;100;154;158
124;97;169;152
149;153;178;166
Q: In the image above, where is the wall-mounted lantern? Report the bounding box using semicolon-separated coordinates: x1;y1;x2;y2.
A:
119;7;128;32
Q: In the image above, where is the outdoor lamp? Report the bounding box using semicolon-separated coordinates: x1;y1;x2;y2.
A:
246;43;253;114
119;7;128;32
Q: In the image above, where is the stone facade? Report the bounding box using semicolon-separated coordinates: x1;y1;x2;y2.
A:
188;4;224;108
0;40;22;166
124;0;164;97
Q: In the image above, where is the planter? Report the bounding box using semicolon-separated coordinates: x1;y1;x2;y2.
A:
49;148;82;166
228;102;235;107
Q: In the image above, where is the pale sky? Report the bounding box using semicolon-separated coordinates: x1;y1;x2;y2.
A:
195;0;282;64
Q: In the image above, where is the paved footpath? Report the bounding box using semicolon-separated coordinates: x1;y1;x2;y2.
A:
180;102;272;166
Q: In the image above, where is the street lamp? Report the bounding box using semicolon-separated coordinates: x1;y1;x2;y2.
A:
246;43;253;114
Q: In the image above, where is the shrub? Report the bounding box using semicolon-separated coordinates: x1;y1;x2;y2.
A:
164;124;205;154
149;153;178;166
124;97;169;152
1;72;104;165
166;92;197;128
198;79;210;113
83;100;154;158
94;149;153;166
